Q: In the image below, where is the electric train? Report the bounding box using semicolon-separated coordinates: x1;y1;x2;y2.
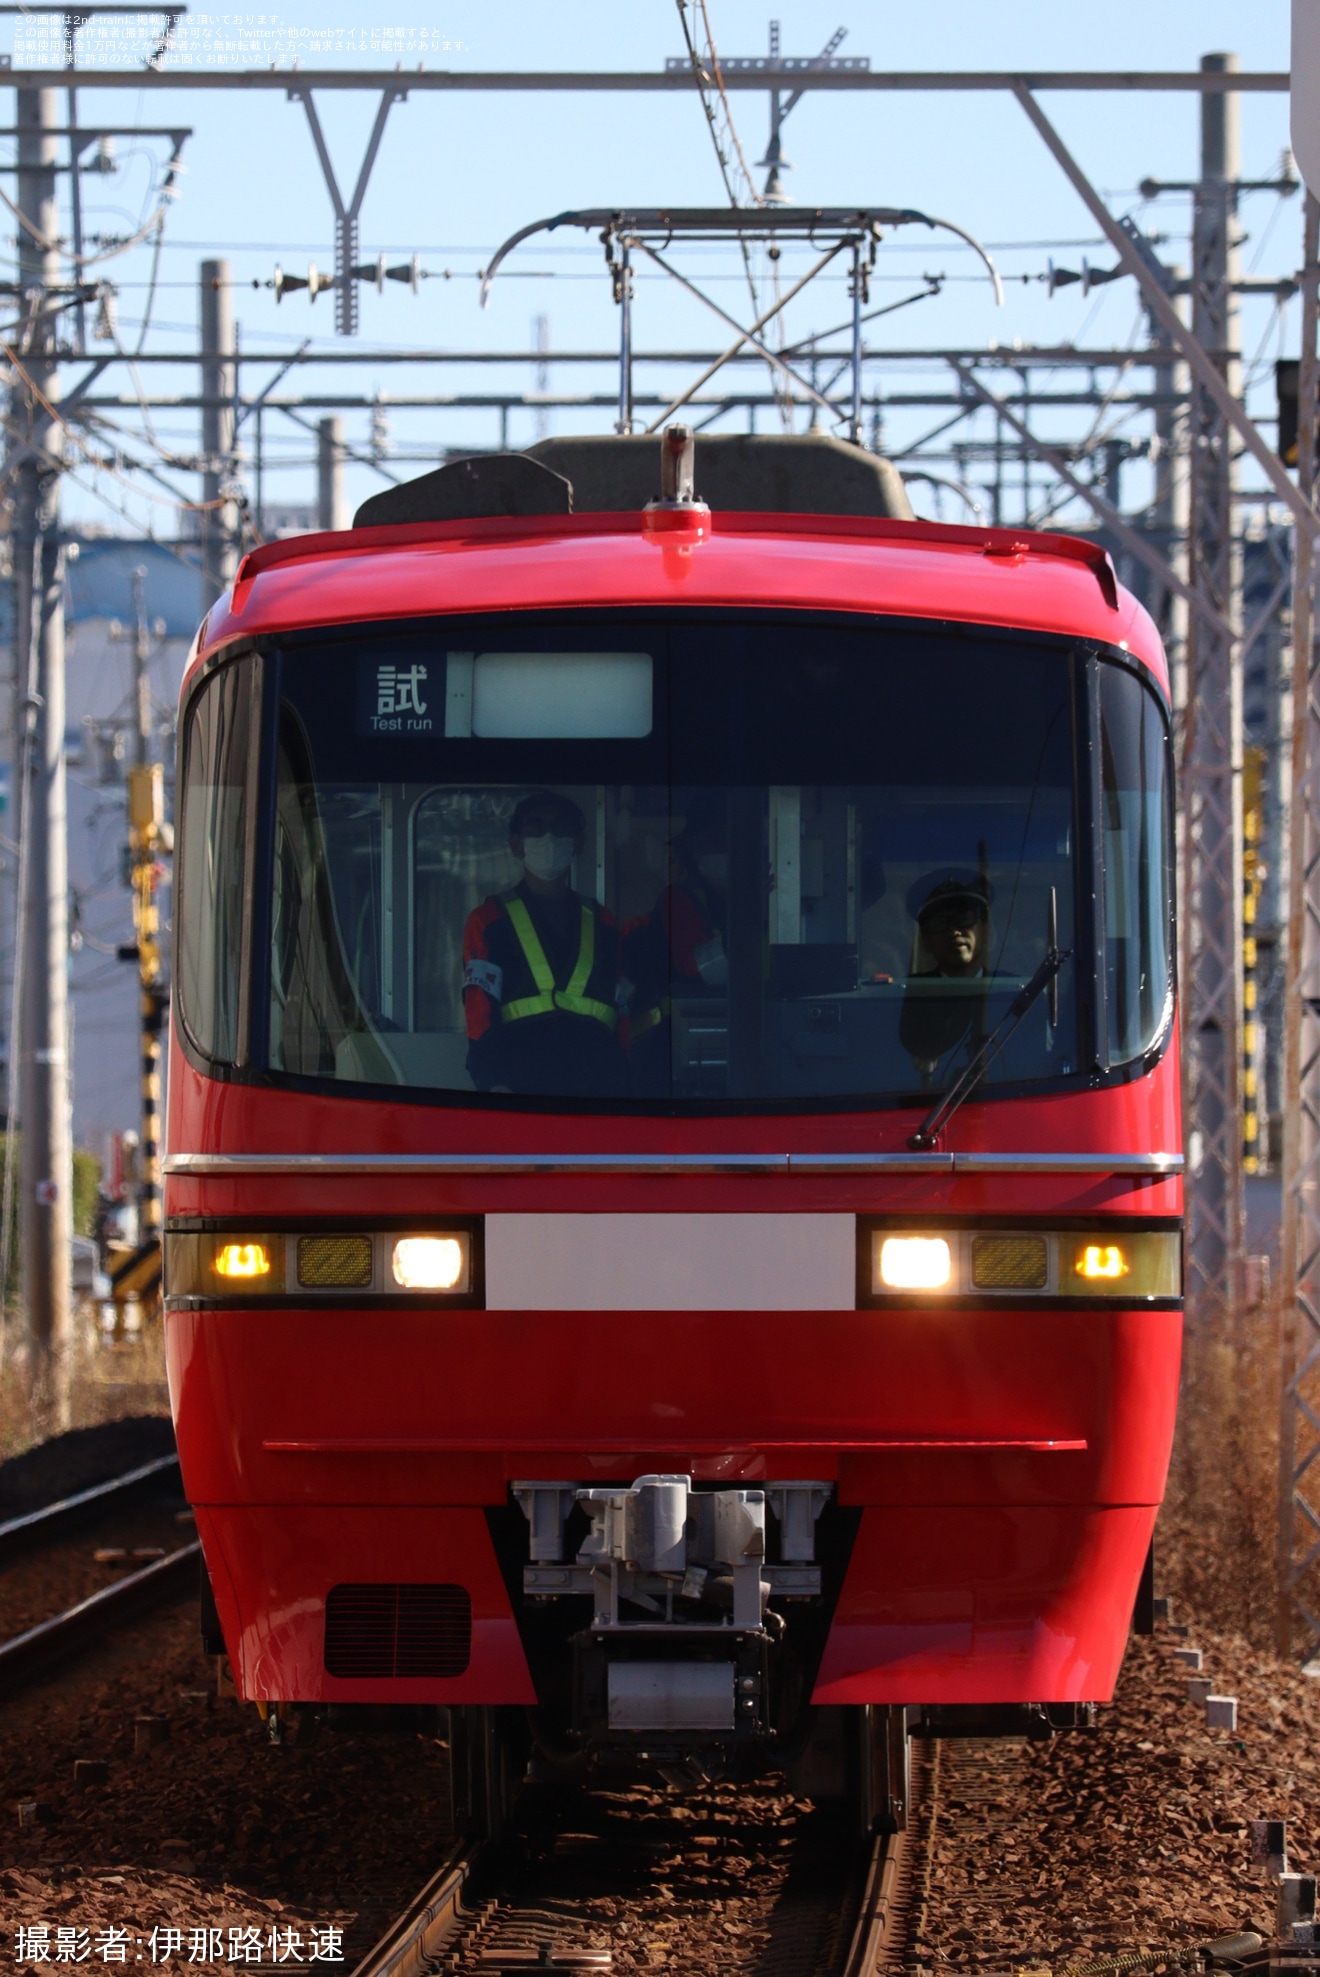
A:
164;427;1181;1826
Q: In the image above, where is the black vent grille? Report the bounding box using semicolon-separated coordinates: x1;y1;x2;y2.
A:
324;1584;471;1678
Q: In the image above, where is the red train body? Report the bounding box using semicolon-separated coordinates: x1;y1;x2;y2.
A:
165;449;1181;1800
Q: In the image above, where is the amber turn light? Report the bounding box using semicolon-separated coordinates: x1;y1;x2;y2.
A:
1075;1243;1129;1281
214;1242;272;1280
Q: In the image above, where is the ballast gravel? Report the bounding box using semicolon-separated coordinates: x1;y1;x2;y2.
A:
1;1418;1316;1975
0;1601;454;1969
905;1626;1320;1970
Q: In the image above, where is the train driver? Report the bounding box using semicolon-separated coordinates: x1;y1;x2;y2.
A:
461;790;626;1096
898;869;994;1081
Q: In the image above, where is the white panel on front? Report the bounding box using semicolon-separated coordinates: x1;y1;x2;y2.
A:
484;1213;856;1311
608;1661;734;1731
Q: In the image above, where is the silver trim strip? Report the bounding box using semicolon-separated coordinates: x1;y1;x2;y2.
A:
163;1149;1183;1178
951;1152;1184;1175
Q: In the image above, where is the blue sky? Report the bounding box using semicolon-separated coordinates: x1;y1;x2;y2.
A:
0;1;1299;532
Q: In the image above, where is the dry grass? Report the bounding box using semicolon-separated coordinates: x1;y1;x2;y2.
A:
1158;1293;1287;1651
0;1300;168;1459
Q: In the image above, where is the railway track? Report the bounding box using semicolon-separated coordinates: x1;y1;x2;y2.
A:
349;1780;909;1977
346;1726;1279;1977
0;1451;181;1564
0;1539;201;1697
0;1452;198;1698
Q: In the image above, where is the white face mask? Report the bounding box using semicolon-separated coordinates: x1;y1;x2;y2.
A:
522;833;576;882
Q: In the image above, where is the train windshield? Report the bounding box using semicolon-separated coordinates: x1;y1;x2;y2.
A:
179;614;1173;1110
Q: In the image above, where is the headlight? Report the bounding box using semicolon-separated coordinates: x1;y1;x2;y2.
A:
165;1228;475;1299
877;1235;952;1290
867;1226;1180;1300
392;1236;468;1291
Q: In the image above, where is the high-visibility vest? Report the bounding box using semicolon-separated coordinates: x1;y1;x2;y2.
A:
500;896;618;1030
624;880;722;1042
628;997;670;1040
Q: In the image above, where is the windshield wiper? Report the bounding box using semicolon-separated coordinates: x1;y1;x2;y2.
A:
906;944;1073;1152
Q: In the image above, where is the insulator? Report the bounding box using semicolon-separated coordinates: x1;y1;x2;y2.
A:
273;263;309;303
385;255;421;294
1080;258;1123;296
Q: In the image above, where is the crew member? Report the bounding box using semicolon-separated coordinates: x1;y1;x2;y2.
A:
622;812;728;1093
898;869;994;1081
462;790;625;1095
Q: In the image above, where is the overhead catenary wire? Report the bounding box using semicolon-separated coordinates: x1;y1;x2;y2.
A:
0;95;1292;533
671;0;793;421
0;147;185;269
674;0;763;212
0;326;255;527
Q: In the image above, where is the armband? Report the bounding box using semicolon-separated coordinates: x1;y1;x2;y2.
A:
464;958;503;1001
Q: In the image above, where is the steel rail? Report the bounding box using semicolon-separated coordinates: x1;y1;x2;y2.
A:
349;1803;886;1977
842;1827;909;1977
347;1841;480;1977
0;1452;180;1565
0;1541;200;1698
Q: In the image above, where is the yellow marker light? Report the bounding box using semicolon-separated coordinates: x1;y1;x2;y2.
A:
392;1236;466;1292
1076;1243;1130;1281
878;1236;952;1292
214;1242;272;1280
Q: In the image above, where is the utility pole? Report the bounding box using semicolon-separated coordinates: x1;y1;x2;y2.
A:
199;257;237;606
126;568;165;1258
104;567;168;1330
13;84;72;1422
316;416;346;530
533;314;551;442
1183;50;1246;1336
1144;263;1190;724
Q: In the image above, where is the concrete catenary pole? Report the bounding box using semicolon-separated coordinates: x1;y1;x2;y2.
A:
316;416;347;531
14;85;72;1420
127;567;164;1253
199;258;237;607
1183;51;1246;1337
1144;266;1190;734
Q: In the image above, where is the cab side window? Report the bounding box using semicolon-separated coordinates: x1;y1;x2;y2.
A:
176;659;252;1066
1099;664;1173;1065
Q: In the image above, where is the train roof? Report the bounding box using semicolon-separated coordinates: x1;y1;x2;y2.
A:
197;514;1165;693
353;433;915;527
193;436;1167;698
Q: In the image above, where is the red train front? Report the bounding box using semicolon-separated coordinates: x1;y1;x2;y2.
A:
163;433;1182;1815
